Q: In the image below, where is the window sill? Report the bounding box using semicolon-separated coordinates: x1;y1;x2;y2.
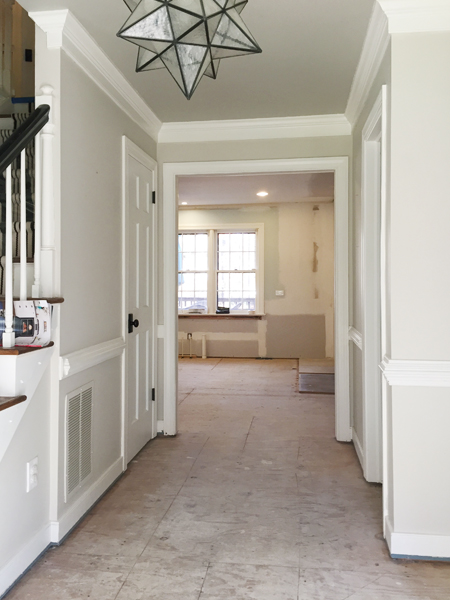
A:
178;313;264;319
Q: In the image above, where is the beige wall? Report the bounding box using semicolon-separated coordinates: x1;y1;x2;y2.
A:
60;53;156;356
387;31;450;538
58;53;157;516
178;202;334;359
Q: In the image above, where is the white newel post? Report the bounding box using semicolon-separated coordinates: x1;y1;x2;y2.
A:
20;149;27;300
35;85;55;297
32;131;42;298
3;164;14;348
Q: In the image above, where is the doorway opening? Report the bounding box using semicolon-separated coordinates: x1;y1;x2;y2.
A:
162;157;350;441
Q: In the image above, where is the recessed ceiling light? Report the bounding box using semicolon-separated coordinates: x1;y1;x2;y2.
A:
257;191;269;197
181;202;188;205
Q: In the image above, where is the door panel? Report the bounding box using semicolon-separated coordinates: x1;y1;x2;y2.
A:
127;154;156;462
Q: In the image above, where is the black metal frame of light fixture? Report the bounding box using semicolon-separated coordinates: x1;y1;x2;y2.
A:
117;0;261;99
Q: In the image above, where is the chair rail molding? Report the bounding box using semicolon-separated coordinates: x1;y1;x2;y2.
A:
380;356;450;387
59;337;125;380
29;10;161;142
348;326;363;350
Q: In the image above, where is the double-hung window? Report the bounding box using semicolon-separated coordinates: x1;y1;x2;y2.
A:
178;224;264;314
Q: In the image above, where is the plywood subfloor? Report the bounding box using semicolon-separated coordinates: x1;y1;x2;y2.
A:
6;358;450;600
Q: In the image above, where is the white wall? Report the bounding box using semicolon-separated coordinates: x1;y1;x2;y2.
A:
178;202;334;359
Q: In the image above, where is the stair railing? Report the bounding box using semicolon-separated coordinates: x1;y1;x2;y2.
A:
0;104;50;348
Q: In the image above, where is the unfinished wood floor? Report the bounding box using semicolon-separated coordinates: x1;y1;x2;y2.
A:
6;358;450;599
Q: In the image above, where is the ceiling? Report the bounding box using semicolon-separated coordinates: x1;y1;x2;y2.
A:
19;0;375;123
178;172;335;207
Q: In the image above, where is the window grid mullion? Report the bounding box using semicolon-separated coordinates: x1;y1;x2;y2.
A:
208;229;216;314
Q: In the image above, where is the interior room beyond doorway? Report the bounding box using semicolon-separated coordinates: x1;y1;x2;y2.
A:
177;171;335;362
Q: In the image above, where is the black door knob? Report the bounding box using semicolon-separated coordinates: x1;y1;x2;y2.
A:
128;314;140;333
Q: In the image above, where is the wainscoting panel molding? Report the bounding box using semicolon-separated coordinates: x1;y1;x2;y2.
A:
348;327;363;350
380;356;450;387
59;338;125;380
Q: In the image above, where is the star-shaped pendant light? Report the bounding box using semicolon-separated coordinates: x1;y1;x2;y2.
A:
118;0;262;99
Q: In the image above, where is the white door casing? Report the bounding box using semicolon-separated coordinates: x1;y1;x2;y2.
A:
360;85;388;484
122;137;157;463
162;157;350;440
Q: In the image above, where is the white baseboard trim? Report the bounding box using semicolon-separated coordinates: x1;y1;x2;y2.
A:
0;524;52;597
51;457;123;542
157;420;164;434
385;518;450;559
352;428;364;470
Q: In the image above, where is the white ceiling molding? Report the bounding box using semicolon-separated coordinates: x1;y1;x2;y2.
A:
380;356;450;386
158;114;351;144
29;9;162;142
345;2;390;127
378;0;450;33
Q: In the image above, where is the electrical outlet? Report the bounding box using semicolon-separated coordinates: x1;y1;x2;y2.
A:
26;457;38;492
187;333;192;340
275;290;285;297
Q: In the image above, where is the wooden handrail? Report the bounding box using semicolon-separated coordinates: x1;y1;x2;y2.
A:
0;395;27;411
0;105;49;174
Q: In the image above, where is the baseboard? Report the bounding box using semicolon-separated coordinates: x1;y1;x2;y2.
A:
51;457;123;542
0;524;52;597
385;517;450;560
352;428;364;471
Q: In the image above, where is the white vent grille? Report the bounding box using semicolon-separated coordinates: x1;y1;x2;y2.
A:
65;384;93;500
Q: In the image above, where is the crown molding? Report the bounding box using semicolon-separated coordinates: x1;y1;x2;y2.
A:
380;355;450;386
345;2;390;127
378;0;450;33
158;114;351;144
29;9;162;142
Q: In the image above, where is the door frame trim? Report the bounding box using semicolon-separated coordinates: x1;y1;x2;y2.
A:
162;156;350;441
121;136;158;467
359;85;387;484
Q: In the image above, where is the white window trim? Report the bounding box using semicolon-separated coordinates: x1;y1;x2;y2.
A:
178;222;265;316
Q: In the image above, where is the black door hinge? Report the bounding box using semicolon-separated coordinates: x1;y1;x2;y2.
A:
152;191;156;204
152;388;156;402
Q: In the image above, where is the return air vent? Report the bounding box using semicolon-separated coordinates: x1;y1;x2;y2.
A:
65;383;93;501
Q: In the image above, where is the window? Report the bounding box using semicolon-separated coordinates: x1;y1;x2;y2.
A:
178;232;209;311
178;224;264;314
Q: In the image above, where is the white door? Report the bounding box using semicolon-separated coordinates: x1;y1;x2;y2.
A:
125;139;157;463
